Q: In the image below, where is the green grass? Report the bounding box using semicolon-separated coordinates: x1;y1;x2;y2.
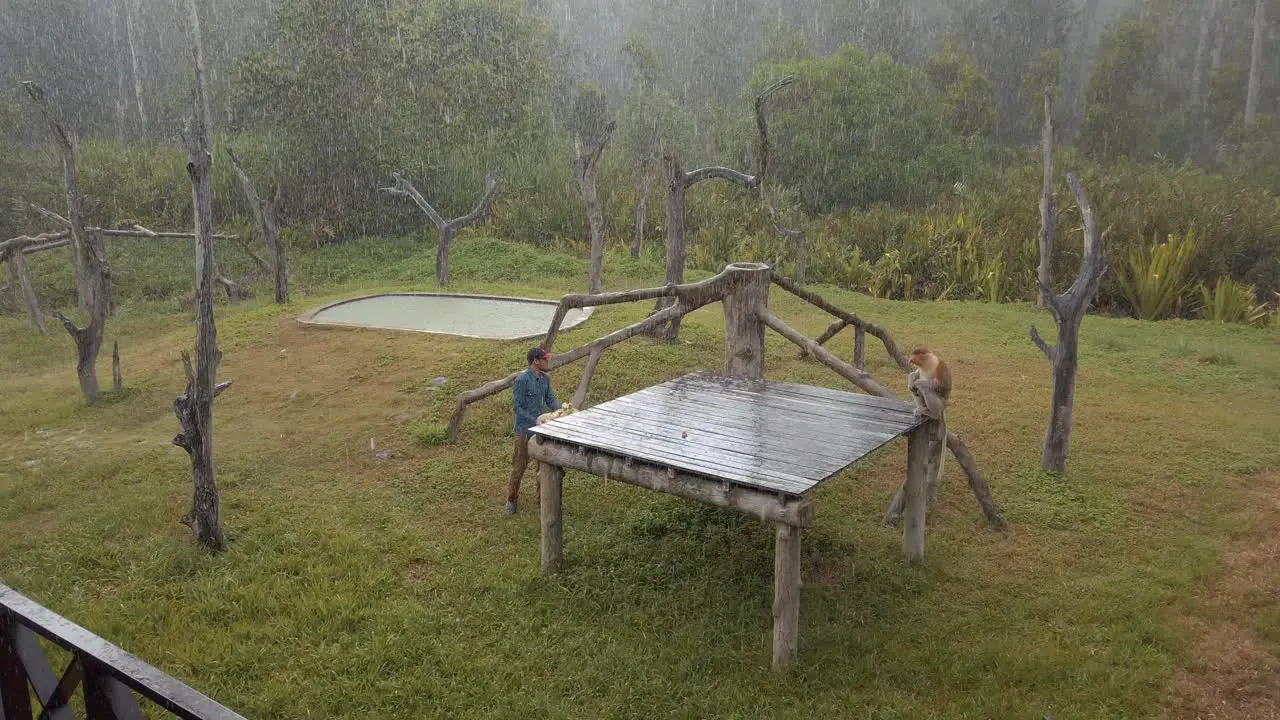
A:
2;237;1279;719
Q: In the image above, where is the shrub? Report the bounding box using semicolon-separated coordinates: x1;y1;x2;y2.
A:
1197;277;1270;327
1115;227;1200;321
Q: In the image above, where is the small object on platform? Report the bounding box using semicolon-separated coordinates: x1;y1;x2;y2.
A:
537;403;576;425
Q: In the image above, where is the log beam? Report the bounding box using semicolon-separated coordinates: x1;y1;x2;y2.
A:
771;272;909;370
759;308;1007;530
570;346;603;409
528;437;813;527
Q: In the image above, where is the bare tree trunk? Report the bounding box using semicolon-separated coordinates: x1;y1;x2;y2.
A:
1247;0;1267;124
111;0;127;141
1030;175;1106;473
1191;0;1220;112
227;148;288;303
573;122;615;295
437;226;455;286
24;82;102;316
383;173;498;286
124;0;147;134
1037;91;1055;309
177;0;228;552
7;254;46;334
632;153;651;257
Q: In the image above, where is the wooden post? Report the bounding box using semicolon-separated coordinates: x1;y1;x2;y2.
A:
903;423;934;563
854;326;866;371
539;459;565;575
722;262;772;380
570;346;603;409
772;523;802;670
0;610;33;719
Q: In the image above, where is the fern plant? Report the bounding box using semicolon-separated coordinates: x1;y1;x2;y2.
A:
1115;227;1200;320
1198;276;1271;327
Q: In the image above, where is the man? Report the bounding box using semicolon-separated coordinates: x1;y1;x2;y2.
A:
508;346;561;513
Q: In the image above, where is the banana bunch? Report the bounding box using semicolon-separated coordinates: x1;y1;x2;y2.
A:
536;403;576;425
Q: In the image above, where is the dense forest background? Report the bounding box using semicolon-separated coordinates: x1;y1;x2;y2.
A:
3;0;1279;320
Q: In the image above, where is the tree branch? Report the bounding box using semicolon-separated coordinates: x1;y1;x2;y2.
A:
383;174;447;229
52;310;82;339
770;271;911;370
754;76;794;183
1029;324;1055;362
1062;173;1107;313
450;173;499;230
684;166;758;188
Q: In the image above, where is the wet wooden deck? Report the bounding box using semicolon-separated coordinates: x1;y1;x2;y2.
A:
530;371;923;497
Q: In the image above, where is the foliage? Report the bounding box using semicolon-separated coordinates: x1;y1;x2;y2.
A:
569;82;610;147
235;0;561;235
1197;276;1271;327
1115;227;1201;321
1080;18;1163;160
749;46;979;214
925;42;999;139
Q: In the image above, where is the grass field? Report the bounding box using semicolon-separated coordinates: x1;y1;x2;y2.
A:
2;236;1278;719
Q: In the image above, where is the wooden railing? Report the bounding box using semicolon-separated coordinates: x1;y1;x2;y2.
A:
0;584;246;720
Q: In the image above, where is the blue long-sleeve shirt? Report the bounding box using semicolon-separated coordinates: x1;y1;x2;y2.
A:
513;367;560;437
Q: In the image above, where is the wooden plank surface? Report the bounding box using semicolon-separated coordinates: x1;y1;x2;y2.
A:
531;371;921;496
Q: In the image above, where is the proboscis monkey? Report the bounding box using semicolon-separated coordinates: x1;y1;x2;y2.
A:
908;347;950;503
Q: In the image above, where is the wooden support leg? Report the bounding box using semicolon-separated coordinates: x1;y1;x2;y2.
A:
539;463;565;575
772;523;802;670
903;426;930;563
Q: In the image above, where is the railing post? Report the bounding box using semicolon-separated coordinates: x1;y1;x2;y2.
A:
83;655;144;720
0;609;33;720
721;262;772;380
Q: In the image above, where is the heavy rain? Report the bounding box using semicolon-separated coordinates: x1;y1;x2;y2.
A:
1;0;1278;718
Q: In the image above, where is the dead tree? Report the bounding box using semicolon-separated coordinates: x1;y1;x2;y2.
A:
227;148;288;303
651;77;793;339
383;173;499;285
24;82;110;317
632;127;660;258
50;235;109;403
1031;173;1106;474
2;229;109;401
175;0;230;552
574;121;616;294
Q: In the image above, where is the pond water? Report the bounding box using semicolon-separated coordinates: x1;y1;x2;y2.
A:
299;294;592;340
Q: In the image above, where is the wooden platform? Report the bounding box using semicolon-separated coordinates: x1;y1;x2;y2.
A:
529;371;923;497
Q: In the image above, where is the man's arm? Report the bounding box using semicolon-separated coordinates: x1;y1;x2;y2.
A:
545;377;561;411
